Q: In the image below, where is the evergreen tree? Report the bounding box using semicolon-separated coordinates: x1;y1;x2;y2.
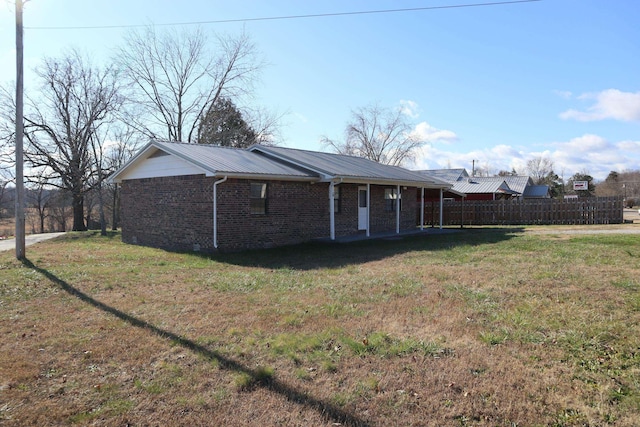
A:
196;97;257;148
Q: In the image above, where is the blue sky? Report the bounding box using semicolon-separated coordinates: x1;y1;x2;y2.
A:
1;0;639;180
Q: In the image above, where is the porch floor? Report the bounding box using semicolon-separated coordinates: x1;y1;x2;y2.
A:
315;226;461;244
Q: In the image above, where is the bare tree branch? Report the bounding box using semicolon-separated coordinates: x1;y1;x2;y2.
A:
19;49;124;231
323;103;424;167
116;26;264;143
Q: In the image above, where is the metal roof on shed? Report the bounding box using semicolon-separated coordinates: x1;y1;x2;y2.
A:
451;177;512;194
523;185;550;198
502;175;533;195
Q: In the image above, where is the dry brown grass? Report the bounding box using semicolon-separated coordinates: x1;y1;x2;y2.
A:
1;227;639;426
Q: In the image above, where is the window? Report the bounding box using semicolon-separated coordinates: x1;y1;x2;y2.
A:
333;186;341;213
250;183;267;214
384;188;401;212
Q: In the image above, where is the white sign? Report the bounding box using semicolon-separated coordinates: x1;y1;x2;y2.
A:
573;181;588;191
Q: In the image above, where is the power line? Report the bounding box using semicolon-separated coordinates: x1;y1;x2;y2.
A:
26;0;542;30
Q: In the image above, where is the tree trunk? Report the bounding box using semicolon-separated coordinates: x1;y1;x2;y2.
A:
72;193;86;231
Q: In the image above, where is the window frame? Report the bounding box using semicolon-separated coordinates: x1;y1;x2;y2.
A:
384;187;402;212
250;182;267;215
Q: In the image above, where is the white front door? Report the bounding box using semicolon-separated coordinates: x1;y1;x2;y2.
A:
358;186;368;230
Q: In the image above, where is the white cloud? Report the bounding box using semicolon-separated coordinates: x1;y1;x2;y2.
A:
553;90;572;99
399;100;420;118
411;121;457;144
411;134;640;181
617;140;640;152
556;134;611;152
560;89;640;122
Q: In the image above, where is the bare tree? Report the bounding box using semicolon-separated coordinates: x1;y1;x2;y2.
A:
0;85;16;181
242;105;285;145
26;172;52;233
103;126;142;230
526;156;554;184
116;26;264;143
322;103;424;166
20;49;123;231
0;180;10;219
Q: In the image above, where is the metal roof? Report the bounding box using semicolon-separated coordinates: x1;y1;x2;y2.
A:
415;168;469;184
251;145;452;188
109;141;453;189
153;141;315;178
523;185;550;198
502;175;533;195
451;177;512;194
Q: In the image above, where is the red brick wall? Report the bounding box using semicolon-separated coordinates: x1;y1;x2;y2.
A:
120;175;420;251
120;175;214;252
368;186;418;233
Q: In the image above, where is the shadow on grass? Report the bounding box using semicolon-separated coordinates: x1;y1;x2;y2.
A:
22;258;371;427
213;227;526;271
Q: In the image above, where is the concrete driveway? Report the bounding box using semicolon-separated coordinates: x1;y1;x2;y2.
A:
0;232;66;253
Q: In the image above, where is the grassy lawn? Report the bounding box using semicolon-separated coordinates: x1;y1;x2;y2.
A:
1;227;639;426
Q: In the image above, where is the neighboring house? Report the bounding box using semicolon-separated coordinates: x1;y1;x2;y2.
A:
109;141;453;252
416;169;549;201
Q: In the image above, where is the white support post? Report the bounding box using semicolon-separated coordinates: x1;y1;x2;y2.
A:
366;183;370;237
420;187;424;231
329;181;335;240
439;188;444;229
396;184;400;234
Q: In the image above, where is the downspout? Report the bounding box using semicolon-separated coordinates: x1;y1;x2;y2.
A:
396;184;401;234
439;188;444;229
420;187;424;231
213;176;228;249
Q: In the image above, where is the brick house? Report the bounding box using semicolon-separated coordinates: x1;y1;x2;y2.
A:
109;141;453;251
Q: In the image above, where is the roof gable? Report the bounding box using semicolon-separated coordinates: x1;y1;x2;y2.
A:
109;141;318;183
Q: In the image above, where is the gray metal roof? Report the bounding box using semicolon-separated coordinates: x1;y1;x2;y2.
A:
451;177;512;194
523;185;550;198
415;168;469;184
109;141;453;189
502;175;533;195
153;141;315;178
252;145;451;187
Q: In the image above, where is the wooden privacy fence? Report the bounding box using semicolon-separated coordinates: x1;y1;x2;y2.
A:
421;196;624;226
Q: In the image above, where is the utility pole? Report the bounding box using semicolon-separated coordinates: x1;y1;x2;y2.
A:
15;0;25;260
